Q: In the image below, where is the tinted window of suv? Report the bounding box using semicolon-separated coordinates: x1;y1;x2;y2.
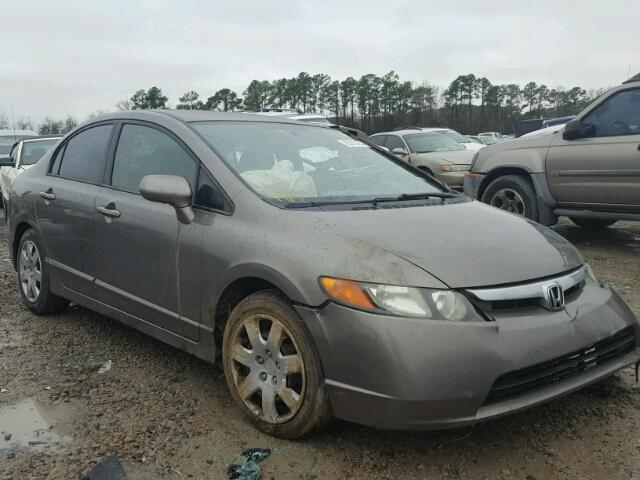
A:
583;89;640;137
112;124;197;193
57;124;112;183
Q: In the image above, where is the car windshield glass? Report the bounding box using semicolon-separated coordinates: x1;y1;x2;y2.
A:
404;132;465;153
441;130;470;143
21;139;59;165
191;122;444;206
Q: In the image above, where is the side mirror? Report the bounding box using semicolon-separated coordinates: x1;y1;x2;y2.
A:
392;147;409;156
563;119;596;140
139;174;194;225
0;157;15;168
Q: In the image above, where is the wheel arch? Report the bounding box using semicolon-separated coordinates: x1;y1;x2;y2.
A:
11;220;34;270
208;267;316;350
478;165;535;200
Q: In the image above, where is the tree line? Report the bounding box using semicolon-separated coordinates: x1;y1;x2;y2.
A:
2;72;608;137
126;72;606;134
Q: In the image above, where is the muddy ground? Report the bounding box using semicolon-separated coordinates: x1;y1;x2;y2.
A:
1;212;639;480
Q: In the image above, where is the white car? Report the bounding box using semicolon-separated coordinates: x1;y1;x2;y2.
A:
0;136;61;207
420;128;484;151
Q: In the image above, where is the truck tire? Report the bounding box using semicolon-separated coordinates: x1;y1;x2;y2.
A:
482;175;539;222
570;217;617;229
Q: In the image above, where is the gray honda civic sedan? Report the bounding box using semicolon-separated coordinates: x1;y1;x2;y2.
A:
6;111;640;438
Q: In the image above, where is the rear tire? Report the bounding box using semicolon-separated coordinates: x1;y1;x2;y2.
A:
17;229;69;314
482;174;539;221
570;217;617;229
222;290;332;439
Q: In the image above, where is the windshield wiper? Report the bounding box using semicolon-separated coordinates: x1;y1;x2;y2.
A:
285;192;459;209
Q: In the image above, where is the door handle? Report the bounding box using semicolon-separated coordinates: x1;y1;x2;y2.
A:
39;189;56;201
96;203;121;218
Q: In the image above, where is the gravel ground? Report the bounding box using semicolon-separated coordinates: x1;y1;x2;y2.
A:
1;212;639;480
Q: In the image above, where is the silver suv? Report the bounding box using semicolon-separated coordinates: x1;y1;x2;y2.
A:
464;73;640;228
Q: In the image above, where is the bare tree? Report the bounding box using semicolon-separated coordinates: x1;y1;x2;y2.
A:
115;99;132;111
0;113;9;130
16;117;34;130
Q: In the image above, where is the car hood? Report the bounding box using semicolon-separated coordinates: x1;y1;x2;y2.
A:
306;200;583;288
413;149;476;165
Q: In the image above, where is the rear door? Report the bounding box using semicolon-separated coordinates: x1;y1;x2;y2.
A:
36;123;114;294
93;122;203;341
547;88;640;208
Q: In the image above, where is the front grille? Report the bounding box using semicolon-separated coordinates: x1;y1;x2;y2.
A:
485;327;636;405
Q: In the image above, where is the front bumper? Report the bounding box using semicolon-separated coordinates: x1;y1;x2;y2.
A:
463;172;485;198
295;285;639;430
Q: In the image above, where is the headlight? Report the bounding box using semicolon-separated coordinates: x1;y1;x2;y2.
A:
319;277;484;321
440;164;469;172
585;263;599;286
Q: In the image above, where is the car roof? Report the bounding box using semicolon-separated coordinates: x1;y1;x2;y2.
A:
375;129;444;137
0;129;38;137
22;135;62;142
88;109;317;126
622;72;640;84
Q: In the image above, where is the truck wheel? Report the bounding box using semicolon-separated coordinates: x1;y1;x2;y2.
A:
17;229;69;314
222;290;332;439
482;175;539;221
570;217;617;229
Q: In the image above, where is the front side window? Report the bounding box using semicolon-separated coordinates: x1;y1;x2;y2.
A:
191;122;443;206
404;132;465;153
57;125;113;183
583;89;640;137
111;124;197;193
21;139;60;166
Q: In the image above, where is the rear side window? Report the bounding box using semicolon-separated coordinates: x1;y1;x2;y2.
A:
56;125;113;183
111;124;197;193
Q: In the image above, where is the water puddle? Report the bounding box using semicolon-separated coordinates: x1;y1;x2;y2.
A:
0;399;82;453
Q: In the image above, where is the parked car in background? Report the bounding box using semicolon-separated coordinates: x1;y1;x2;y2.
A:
464;73;640;228
467;136;484;144
0;136;61;208
0;129;38;160
7;110;639;439
427;128;484;150
254;109;332;125
370;128;476;190
477;131;503;140
471;135;500;145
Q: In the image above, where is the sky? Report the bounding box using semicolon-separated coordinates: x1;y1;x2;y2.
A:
0;0;637;125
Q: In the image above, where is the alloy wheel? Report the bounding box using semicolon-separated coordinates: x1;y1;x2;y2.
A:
490;188;526;215
229;313;305;424
19;240;42;303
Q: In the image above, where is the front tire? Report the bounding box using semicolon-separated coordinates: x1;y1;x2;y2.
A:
570;217;617;229
17;229;69;314
482;174;539;221
222;290;331;439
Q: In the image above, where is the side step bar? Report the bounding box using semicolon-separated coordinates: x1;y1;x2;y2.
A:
554;209;640;221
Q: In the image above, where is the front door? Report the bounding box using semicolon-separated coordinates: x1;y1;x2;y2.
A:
93;122;202;341
35;123;114;294
547;88;640;208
